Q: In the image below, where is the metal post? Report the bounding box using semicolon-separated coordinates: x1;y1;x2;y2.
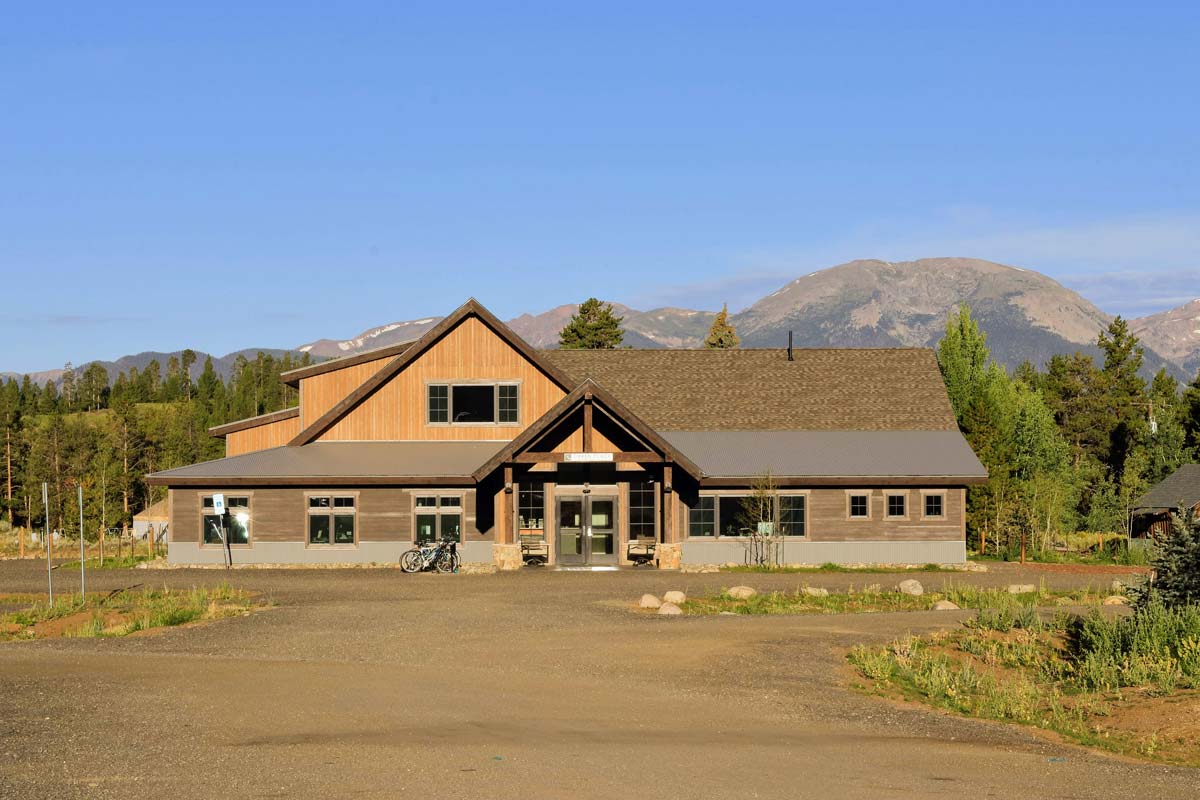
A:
42;482;52;605
78;484;85;598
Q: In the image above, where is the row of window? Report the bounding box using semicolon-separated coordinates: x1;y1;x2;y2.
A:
202;489;948;546
686;492;947;538
201;494;465;547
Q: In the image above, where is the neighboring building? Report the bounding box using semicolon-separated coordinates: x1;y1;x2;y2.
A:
147;299;986;568
1131;464;1200;538
132;499;169;542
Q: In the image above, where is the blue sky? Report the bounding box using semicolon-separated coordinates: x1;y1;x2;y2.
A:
2;1;1198;372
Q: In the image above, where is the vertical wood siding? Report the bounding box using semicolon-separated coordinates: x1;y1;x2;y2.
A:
318;316;567;442
225;416;303;457
299;356;397;429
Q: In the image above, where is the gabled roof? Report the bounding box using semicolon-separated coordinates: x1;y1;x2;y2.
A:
147;442;502;486
1133;464;1200;512
542;348;957;431
288;299;576;446
208;406;299;438
471;379;703;481
279;340;418;385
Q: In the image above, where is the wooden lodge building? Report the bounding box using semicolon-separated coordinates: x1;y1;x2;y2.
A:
147;299;987;568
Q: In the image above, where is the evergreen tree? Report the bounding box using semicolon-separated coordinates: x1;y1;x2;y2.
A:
936;305;989;425
1096;316;1148;478
1143;369;1188;483
559;299;624;349
1043;352;1107;466
703;304;740;349
1183;370;1200;457
1135;506;1200;608
0;379;21;527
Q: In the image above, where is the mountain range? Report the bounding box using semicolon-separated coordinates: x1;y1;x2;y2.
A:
6;258;1199;385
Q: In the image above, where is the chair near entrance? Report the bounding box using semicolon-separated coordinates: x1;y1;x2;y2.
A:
519;532;549;566
626;535;657;566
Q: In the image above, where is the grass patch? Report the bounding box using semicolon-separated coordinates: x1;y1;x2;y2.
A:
0;584;263;641
58;554;157;570
678;580;1104;616
847;600;1200;766
722;562;948;574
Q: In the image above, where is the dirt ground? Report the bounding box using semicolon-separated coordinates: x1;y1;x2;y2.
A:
0;561;1195;799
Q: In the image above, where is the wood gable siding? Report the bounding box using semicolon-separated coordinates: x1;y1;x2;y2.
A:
298;354;397;429
225;416;303;457
317;316;568;442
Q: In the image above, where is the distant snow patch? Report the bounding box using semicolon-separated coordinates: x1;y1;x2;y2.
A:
298;345;312;353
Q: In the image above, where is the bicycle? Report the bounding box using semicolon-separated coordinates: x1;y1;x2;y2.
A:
400;539;459;573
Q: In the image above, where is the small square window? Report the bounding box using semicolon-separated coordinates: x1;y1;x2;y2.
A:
439;496;461;508
428;384;449;423
333;496;355;508
689;496;715;537
498;385;519;423
309;496;331;509
849;494;869;518
887;494;906;518
924;494;944;518
415;496;437;508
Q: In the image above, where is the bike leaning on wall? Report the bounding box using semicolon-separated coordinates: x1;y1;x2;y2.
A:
400;539;459;573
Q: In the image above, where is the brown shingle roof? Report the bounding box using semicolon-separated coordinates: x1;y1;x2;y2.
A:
542;348;957;431
1133;464;1200;511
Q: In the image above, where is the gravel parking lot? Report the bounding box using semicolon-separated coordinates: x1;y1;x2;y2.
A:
0;561;1194;799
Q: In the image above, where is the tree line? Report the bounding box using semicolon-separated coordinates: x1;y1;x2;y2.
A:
938;306;1200;556
0;351;309;539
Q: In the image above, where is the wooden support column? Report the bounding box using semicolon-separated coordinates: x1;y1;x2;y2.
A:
503;464;514;545
582;394;593;453
663;463;674;543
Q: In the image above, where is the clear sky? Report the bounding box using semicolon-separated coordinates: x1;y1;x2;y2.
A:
2;1;1198;373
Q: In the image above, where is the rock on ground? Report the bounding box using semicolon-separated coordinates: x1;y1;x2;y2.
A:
663;590;687;605
639;594;661;609
727;586;756;600
657;602;683;616
1103;595;1130;606
1007;584;1037;594
802;586;829;597
898;579;923;596
931;600;960;611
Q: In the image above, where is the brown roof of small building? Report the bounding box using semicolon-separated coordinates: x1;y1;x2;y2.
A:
134;498;169;521
542;348;957;431
1133;464;1200;512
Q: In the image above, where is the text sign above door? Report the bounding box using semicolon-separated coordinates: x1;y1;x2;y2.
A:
563;452;614;463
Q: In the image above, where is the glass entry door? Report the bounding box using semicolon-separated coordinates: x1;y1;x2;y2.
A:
556;495;617;566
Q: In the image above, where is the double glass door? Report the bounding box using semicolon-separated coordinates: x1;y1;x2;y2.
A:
556;495;617;565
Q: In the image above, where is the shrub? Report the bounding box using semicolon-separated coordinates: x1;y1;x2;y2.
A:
1133;507;1200;609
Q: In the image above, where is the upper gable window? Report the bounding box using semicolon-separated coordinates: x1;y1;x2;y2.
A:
427;383;520;425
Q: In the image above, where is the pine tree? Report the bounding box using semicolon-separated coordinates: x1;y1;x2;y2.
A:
936;305;990;425
1183;369;1200;457
703;304;740;349
1135;506;1200;608
558;298;624;349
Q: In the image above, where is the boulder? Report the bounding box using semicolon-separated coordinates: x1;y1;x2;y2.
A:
1008;584;1037;594
931;600;960;611
727;586;757;600
657;602;683;616
639;594;661;609
663;590;687;605
898;579;924;596
802;586;829;597
1103;595;1130;606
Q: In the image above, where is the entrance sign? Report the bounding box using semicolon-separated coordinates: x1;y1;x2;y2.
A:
564;452;614;463
757;521;774;536
212;494;226;515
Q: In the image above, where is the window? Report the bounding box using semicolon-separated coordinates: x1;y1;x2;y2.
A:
886;493;907;519
924;493;945;519
428;385;449;423
717;496;751;536
779;495;806;536
688;496;715;537
427;383;520;425
518;485;545;532
628;480;656;541
201;495;250;545
499;385;519;423
414;494;463;543
308;495;356;545
849;494;869;519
